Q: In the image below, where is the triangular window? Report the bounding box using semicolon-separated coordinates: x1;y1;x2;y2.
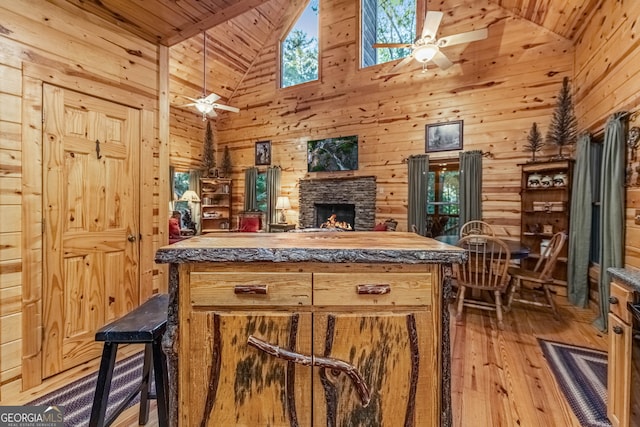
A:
281;1;319;88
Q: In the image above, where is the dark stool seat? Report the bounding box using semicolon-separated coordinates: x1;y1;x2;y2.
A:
89;294;169;427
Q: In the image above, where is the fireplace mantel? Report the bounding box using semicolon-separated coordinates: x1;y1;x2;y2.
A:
299;176;376;230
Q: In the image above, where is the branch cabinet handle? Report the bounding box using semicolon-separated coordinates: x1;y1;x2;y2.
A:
247;335;371;407
234;284;268;294
356;284;391;295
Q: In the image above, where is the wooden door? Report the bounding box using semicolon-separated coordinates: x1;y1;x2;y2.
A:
42;84;140;377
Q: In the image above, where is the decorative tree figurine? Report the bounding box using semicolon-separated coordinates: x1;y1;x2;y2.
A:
546;76;577;159
524;122;544;162
202;121;215;177
220;145;232;178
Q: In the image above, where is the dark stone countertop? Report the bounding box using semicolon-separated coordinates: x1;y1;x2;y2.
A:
608;267;640;293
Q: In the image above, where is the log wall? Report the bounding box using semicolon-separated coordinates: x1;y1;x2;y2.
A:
573;0;640;272
215;0;574;237
0;1;164;395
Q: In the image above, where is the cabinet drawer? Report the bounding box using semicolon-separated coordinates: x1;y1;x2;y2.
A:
609;281;635;324
190;272;312;307
314;272;432;306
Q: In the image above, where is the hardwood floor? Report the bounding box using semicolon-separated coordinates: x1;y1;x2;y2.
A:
451;295;607;427
2;296;606;427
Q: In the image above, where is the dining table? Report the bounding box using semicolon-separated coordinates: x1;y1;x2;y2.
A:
434;234;531;260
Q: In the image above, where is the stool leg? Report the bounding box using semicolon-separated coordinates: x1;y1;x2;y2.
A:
138;344;153;425
89;342;118;427
152;338;170;427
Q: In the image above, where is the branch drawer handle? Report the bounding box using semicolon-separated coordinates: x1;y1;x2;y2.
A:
234;284;268;294
612;326;623;335
356;284;391;295
247;335;371;407
609;296;619;305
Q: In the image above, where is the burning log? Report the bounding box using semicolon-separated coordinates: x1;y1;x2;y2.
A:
320;213;353;230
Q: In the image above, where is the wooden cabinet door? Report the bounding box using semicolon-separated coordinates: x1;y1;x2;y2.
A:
184;310;313;427
313;311;435;427
608;313;632;427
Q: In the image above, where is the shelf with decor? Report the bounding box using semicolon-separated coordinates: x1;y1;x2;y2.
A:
200;178;232;233
519;159;573;289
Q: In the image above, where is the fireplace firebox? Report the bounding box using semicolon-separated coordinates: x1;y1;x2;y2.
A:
315;203;355;230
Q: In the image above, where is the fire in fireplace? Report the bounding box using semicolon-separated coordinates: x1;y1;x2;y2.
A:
315;203;355;230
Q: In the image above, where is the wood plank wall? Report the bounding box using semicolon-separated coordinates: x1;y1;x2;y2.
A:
0;1;164;395
214;0;574;238
573;0;640;271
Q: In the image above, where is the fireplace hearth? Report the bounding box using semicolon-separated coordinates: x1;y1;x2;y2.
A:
299;176;376;231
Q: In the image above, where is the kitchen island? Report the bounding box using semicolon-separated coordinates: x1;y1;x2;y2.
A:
155;231;465;426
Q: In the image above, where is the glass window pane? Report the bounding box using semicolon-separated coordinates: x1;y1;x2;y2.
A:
362;0;416;68
256;172;267;212
281;1;319;88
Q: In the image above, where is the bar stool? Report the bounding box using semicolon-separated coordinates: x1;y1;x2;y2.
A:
89;294;169;427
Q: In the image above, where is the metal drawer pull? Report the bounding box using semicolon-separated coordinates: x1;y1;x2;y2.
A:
247;335;371;407
234;284;268;294
609;296;619;304
356;284;391;295
612;326;623;335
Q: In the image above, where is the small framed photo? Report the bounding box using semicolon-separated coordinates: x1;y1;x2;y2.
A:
255;140;271;166
425;120;463;152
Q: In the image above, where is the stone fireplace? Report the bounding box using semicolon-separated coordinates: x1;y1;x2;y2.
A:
299;176;376;230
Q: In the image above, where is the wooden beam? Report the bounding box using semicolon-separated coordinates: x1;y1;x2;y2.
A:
163;0;272;46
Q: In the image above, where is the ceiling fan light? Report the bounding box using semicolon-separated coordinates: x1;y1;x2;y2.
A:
414;44;438;63
195;100;213;114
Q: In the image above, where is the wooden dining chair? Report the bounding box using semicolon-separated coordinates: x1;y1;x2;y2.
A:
455;235;512;329
459;220;495;238
505;231;567;318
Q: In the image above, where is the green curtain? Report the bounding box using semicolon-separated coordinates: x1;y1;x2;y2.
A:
459;150;483;226
594;112;626;331
169;166;175;204
266;166;282;226
244;167;258;211
567;133;592;307
408;155;429;235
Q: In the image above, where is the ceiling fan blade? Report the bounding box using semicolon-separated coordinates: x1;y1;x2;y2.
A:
431;50;453;70
373;43;412;49
212;103;240;113
421;11;443;40
388;55;415;74
206;110;218;118
181;95;201;103
203;92;221;103
438;28;488;48
179;103;197;107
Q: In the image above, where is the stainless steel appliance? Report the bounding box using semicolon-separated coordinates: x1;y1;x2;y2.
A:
628;302;640;426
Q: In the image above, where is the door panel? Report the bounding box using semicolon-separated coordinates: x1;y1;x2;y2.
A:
186;311;313;427
313;311;434;427
43;84;140;377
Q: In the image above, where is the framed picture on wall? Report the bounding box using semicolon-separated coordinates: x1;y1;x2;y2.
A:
255;140;271;166
425;120;463;152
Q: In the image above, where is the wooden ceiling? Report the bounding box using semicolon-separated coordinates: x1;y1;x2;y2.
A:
48;0;603;115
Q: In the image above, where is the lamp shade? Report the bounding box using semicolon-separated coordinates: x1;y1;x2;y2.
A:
276;196;291;210
180;190;201;202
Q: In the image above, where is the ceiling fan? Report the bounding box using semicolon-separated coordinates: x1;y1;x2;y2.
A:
374;11;488;73
182;32;239;121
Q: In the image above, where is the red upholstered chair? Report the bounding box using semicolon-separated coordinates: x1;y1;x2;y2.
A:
238;212;263;232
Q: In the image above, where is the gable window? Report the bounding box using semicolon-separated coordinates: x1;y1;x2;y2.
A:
281;0;319;88
361;0;416;68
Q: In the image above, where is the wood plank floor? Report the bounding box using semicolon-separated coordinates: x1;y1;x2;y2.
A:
2;296;607;426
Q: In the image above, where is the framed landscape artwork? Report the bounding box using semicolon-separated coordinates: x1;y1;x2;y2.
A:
255;140;271;166
426;120;463;152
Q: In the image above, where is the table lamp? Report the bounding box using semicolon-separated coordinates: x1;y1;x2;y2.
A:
275;196;291;224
